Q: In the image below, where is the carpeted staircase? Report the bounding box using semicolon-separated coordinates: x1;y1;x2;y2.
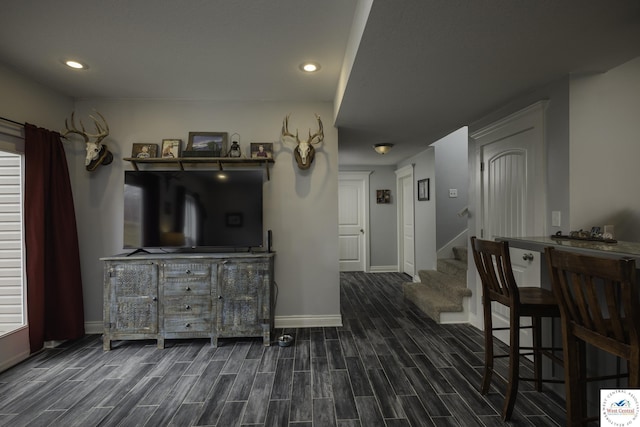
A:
403;245;472;324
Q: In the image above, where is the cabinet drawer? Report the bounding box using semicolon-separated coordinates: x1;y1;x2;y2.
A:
162;263;213;296
163;297;211;316
163;279;210;295
164;316;211;333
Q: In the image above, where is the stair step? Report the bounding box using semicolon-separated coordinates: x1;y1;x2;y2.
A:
403;282;463;322
418;269;471;300
435;259;468;284
453;245;467;263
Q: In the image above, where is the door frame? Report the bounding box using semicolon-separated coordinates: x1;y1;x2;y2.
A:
338;171;371;272
395;164;415;279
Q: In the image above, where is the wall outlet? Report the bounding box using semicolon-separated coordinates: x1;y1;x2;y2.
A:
449;189;458;198
552;211;561;227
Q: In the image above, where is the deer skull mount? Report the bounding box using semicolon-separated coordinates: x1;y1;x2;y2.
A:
62;111;113;172
281;114;324;170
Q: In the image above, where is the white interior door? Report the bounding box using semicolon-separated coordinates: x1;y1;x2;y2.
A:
338;172;370;272
472;101;547;346
396;165;415;278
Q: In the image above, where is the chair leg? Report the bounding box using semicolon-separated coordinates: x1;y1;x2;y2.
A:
533;316;543;392
562;324;582;427
502;313;520;421
481;300;494;395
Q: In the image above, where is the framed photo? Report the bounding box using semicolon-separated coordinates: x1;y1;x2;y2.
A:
161;139;182;158
185;132;228;157
376;189;391;204
131;143;158;159
250;142;273;159
417;178;430;201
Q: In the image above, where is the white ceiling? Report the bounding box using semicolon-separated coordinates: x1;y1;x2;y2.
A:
1;0;640;166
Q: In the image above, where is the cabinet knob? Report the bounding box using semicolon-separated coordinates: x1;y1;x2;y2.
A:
152;297;157;301
185;304;191;310
185;286;191;291
218;295;223;300
522;253;534;261
185;323;191;328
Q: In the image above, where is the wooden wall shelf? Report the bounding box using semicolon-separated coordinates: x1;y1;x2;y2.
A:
123;157;274;179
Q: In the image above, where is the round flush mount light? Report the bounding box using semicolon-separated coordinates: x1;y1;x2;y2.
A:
299;62;320;73
373;143;394;154
63;59;88;70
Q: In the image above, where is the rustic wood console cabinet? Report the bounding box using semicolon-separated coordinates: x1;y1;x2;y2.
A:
101;252;275;350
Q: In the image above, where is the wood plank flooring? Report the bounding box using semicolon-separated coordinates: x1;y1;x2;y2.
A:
0;272;566;426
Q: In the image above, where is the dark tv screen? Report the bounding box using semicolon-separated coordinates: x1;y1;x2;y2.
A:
124;170;264;249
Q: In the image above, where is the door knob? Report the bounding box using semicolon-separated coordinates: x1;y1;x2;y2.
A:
522;253;534;261
360;229;364;234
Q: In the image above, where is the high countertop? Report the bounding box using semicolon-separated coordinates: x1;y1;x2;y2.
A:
498;236;640;263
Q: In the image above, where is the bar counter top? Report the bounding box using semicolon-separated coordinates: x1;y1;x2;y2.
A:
498;236;640;263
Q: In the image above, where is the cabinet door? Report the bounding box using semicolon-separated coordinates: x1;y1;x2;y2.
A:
217;259;271;337
108;262;158;334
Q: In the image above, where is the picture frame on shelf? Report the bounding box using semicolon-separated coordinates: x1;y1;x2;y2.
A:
131;143;158;159
161;139;182;158
184;132;228;157
417;178;429;201
376;189;391;204
250;142;273;159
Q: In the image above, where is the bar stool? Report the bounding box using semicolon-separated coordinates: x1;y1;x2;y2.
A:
470;236;563;421
545;247;640;427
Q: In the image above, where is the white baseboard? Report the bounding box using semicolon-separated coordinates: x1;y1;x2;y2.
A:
275;315;343;329
84;321;103;335
368;265;398;273
0;349;29;373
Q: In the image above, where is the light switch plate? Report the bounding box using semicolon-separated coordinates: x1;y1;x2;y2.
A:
552;211;561;227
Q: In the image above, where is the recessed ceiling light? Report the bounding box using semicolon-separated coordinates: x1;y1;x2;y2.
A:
299;62;320;73
64;60;88;70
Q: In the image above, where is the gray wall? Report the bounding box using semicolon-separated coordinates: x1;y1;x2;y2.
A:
398;147;437;272
433;127;469;249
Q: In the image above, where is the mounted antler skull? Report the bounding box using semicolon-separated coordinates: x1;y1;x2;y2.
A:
62;111;113;171
281;114;324;170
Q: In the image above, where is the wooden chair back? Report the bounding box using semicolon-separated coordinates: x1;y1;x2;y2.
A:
470;236;519;306
544;247;640;365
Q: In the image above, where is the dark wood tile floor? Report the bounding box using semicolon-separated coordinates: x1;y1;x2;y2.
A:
0;272;566;426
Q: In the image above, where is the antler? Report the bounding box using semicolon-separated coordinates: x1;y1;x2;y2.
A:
62;111;110;144
281;114;300;144
308;114;324;145
281;114;323;145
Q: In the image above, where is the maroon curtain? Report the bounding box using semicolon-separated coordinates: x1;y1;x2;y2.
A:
24;124;85;353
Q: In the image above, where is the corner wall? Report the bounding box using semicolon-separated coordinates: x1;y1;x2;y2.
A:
569;56;640;242
70;99;341;330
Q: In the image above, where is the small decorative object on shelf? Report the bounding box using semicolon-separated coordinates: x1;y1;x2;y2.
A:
185;132;228;157
228;133;242;158
161;139;182;158
132;143;158;159
251;142;273;159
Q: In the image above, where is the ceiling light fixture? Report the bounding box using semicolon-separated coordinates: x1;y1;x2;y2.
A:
299;62;320;73
373;143;394;154
64;60;88;70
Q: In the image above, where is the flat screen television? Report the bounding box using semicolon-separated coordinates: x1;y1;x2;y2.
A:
124;170;264;250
